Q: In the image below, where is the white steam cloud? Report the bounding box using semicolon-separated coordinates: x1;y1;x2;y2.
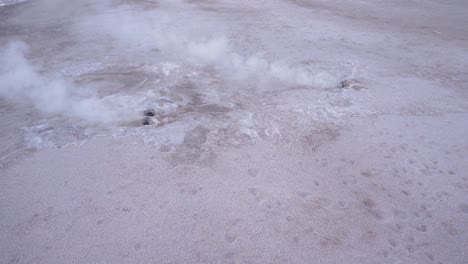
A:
0;1;340;124
78;6;339;88
188;37;338;88
0;41;133;124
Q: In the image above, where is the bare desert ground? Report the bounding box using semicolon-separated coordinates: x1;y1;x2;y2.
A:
1;0;467;263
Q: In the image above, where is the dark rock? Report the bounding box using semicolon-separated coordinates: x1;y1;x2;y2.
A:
341;78;365;90
141;117;154;126
143;109;156;117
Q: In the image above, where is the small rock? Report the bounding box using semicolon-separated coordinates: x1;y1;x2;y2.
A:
341;78;365;90
143;109;156;117
141;117;154;126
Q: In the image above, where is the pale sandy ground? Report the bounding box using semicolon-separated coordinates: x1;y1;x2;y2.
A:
1;0;468;263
